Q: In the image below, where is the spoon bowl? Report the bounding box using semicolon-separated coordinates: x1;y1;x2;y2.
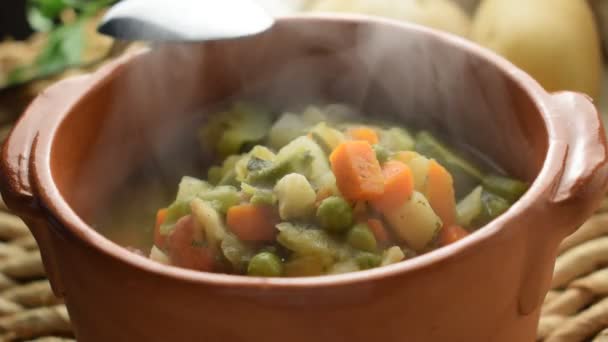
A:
98;0;275;42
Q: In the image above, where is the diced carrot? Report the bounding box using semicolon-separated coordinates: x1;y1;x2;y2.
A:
347;127;379;145
370;160;414;213
154;208;168;249
315;187;334;208
393;151;419;164
227;204;280;242
166;215;214;271
367;218;389;244
353;201;368;222
329;141;384;201
425;159;457;227
440;225;469;246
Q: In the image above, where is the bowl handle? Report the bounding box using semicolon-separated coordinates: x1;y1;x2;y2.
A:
0;75;96;297
518;91;608;315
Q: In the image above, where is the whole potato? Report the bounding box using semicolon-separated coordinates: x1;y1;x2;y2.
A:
471;0;602;101
307;0;472;37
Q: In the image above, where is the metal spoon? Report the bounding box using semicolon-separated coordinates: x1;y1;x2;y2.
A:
97;0;275;42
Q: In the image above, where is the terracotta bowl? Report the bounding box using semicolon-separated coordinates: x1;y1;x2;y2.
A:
1;16;607;342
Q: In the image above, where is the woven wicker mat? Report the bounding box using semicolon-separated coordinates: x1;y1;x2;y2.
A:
0;179;605;341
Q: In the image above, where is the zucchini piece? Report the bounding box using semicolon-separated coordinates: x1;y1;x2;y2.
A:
221;233;255;273
276;136;331;186
384;191;442;251
482;175;527;203
159;200;191;235
328;259;360;274
197;186;240;214
456;186;483;228
407;155;431;192
235;146;276;182
415;131;483;197
245;150;312;186
241;183;277;206
301;106;328;125
276;223;338;266
309;122;345;153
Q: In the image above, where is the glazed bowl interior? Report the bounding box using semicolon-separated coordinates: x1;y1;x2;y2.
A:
49;17;548;255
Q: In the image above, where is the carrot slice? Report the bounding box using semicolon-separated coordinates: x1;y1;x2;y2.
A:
329;141;384;201
367;218;389;244
166;215;214;271
347;127;379;145
154;208;168;249
393;151;419;164
440;225;469;246
370;160;414;213
425;159;457;227
227;204;280;242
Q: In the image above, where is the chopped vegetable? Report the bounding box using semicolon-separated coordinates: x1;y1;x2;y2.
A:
247;252;283;277
146;103;527;277
316;196;353;233
284;255;325;277
370;160;414;213
366;218;390;245
456;186;483;228
407;155;431;192
274;173;317;220
440;225;469;246
380;246;406;266
226;204;280;242
482;175;528;203
198;186;240;214
425;160;457;227
276;223;337;266
330;141;385;201
190;199;227;250
221;233;255;272
149;246;170;265
154;208;168;249
347;223;378;252
166;215;214;271
347;126;379;144
384;191;442;251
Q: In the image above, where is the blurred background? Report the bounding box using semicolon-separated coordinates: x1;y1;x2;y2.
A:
0;0;607;128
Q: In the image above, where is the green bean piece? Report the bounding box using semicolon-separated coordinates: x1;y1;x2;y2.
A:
247;252;283;277
355;252;382;270
373;144;390;164
347;223;377;252
482;175;527;203
472;190;511;227
316;196;353;233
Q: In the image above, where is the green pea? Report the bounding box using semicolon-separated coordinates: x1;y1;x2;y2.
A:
247;252;283;277
373;144;390;164
347;223;377;252
355;252;382;270
316;196;353;233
